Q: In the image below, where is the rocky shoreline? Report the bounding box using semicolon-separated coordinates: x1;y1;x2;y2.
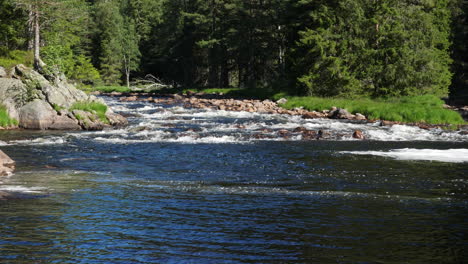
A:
0;65;127;131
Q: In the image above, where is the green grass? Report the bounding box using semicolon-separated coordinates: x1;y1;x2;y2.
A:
70;101;108;124
0;105;18;127
278;94;465;125
0;50;33;71
52;103;65;112
80;85;132;93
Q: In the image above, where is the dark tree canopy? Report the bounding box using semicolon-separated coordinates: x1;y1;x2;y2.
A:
0;0;466;100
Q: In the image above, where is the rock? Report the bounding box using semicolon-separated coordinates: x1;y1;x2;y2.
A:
120;96;138;102
72;110;105;130
173;94;184;100
302;112;319;119
105;111;129;127
328;108;354;119
42;80;89;108
302;130;317;140
0;150;15;176
49;115;81;130
130;126;151;132
276;98;288;105
317;130;324;139
293;127;308;133
19;100;56;129
355;113;366;120
0;66;7;78
352;130;365;139
278;129;290;138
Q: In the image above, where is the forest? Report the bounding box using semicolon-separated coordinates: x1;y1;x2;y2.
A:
0;0;467;100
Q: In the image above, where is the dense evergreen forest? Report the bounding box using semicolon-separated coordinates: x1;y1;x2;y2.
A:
0;0;467;99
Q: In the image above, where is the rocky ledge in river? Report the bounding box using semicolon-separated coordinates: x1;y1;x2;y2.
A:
0;65;127;130
112;92;467;131
114;92;368;121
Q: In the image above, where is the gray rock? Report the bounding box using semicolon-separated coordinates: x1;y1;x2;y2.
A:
0;150;15;176
19;100;56;129
105;111;128;127
0;66;7;78
328;108;354;119
355;113;366;120
49;115;81;130
72;110;105;130
2;98;20;121
276;98;288;105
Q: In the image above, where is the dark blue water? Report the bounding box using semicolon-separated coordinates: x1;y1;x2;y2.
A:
0;97;467;263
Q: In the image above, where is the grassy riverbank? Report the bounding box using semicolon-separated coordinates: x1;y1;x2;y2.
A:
276;95;466;125
85;86;465;125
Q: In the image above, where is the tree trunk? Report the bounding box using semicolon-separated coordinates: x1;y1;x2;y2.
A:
33;6;45;71
126;69;130;88
27;9;34;50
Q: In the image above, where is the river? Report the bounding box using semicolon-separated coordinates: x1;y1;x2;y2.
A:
0;96;467;263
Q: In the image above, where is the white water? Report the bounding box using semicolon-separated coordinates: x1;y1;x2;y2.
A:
3;96;467;146
342;148;468;163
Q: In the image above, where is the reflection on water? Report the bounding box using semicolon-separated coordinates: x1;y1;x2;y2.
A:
0;96;467;263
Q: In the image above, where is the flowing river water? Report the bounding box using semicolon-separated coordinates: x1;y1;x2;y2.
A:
0;96;467;263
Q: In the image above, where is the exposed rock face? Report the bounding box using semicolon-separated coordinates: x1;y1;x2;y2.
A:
0;66;7;78
0;64;127;130
0;150;15;176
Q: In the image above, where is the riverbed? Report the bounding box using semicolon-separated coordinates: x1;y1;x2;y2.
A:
0;96;467;263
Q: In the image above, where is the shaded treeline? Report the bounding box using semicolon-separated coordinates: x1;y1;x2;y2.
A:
0;0;466;99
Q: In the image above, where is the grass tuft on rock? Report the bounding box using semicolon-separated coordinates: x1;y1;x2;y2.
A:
70;101;108;123
0;105;18;127
278;95;465;125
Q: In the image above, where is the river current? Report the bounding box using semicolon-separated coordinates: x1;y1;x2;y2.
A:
0;96;467;263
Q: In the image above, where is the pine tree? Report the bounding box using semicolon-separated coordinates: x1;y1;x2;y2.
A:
294;0;453;97
93;0;125;84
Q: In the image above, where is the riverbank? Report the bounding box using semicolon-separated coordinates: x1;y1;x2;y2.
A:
88;87;467;129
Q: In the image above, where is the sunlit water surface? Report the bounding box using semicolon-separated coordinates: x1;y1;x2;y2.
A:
0;96;467;263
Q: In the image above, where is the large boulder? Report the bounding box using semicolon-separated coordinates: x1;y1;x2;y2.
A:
19;99;56;129
0;150;15;176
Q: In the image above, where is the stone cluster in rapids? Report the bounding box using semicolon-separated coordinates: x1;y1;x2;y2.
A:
112;92;367;140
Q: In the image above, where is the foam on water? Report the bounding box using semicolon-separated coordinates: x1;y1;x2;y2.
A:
0;185;47;193
342;148;468;163
7;137;67;145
